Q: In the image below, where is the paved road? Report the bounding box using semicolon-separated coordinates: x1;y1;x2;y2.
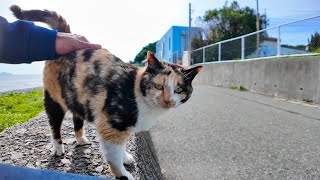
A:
149;85;320;180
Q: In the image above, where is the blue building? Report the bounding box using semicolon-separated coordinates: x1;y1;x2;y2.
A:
156;26;197;64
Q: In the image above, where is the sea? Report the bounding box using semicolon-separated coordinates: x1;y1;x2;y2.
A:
0;74;43;92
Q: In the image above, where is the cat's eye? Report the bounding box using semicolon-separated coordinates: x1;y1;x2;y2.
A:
175;87;183;93
154;84;163;90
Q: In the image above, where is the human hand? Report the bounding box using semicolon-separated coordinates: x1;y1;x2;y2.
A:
55;32;102;55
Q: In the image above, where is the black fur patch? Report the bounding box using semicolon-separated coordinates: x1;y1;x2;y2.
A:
116;176;129;180
73;116;84;132
140;74;150;97
44;90;65;140
170;65;183;76
140;65;165;96
84;74;104;95
83;49;94;61
69;94;86;118
65;51;77;60
68;61;76;79
93;61;101;75
180;85;193;103
161;69;171;75
59;69;85;119
85;103;95;122
103;65;138;131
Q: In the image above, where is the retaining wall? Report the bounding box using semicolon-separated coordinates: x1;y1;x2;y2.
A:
193;56;320;104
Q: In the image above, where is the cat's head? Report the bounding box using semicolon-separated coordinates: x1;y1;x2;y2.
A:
140;51;202;109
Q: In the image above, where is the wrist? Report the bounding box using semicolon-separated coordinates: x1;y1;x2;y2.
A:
29;25;58;60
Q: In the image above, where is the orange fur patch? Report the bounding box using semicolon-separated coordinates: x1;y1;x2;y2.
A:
43;61;68;111
75;128;84;139
96;113;132;144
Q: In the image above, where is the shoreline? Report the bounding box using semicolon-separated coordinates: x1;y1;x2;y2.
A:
0;87;43;95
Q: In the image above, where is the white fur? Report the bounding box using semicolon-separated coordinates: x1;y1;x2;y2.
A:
51;137;64;156
123;151;134;164
76;135;89;145
134;95;168;132
169;77;182;107
172;93;181;107
98;137;134;180
168;78;175;97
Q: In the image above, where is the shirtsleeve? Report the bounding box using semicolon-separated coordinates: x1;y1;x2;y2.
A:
0;16;57;64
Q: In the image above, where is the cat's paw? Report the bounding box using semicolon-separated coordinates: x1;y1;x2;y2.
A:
123;151;134;165
76;136;89;145
51;144;64;156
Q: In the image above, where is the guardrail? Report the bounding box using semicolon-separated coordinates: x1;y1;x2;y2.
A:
192;15;320;64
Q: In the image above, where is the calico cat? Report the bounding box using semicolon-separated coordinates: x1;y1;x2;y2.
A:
10;5;202;180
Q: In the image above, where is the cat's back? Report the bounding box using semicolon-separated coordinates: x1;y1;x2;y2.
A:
43;48;138;117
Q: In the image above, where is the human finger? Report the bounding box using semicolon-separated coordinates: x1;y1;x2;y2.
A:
77;41;102;50
75;34;89;42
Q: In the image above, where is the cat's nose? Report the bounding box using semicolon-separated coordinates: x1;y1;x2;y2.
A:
163;99;171;105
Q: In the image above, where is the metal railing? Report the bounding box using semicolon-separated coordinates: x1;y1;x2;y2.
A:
170;51;179;64
192;15;320;64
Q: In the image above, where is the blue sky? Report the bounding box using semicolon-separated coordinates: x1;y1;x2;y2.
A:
0;0;319;74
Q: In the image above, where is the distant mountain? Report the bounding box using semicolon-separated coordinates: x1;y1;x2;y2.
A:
0;72;13;76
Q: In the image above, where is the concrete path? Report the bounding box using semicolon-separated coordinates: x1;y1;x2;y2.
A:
149;85;320;180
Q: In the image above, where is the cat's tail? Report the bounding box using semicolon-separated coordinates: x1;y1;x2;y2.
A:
10;5;71;33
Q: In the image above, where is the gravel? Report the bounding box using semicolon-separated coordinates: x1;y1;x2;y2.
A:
0;112;164;180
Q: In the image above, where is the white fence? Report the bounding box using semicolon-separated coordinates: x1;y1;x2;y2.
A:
192;15;320;64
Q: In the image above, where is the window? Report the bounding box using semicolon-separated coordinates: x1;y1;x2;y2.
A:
169;37;171;50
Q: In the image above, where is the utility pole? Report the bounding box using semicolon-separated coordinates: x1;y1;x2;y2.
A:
256;0;260;56
188;2;192;65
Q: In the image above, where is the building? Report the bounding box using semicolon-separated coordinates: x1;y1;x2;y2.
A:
247;37;310;58
156;26;197;64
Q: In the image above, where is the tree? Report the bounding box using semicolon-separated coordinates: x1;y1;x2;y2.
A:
309;32;320;52
192;1;268;62
133;42;157;64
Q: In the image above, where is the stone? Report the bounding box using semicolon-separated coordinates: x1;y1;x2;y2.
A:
95;165;103;173
64;138;75;145
10;152;23;160
84;149;91;154
18;160;28;166
45;143;52;149
26;164;35;169
61;159;71;164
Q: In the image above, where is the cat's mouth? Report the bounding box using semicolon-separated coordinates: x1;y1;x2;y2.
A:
158;101;176;109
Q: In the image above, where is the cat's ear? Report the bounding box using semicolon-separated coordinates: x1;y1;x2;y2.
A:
183;66;202;81
147;51;162;69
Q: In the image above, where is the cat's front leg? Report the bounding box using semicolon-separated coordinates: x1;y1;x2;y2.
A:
99;140;134;180
123;150;134;165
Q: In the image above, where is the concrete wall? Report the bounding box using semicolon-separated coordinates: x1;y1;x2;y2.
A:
193;56;320;104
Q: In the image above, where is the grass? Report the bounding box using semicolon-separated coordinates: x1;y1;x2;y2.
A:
312;48;320;53
229;86;248;91
0;90;44;132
